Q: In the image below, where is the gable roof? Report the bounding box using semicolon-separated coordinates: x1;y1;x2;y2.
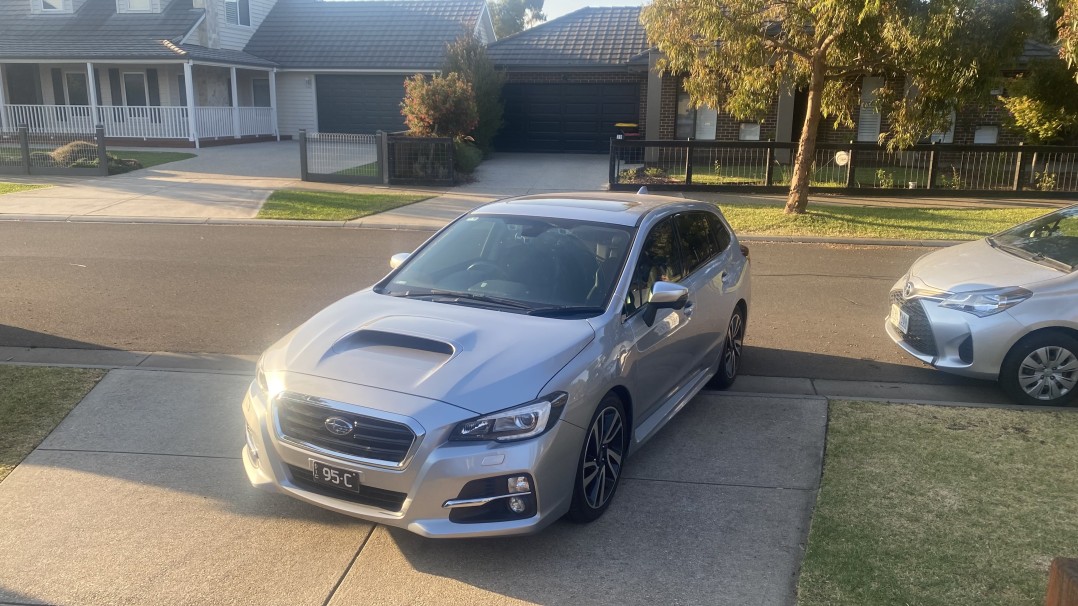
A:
244;0;486;70
485;6;649;69
0;0;205;61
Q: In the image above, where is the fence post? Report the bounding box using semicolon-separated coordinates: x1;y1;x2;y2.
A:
298;129;309;182
447;137;455;183
764;141;775;186
377;131;389;185
17;124;31;175
1013;142;1025;192
684;140;694;186
94;124;108;176
844;141;856;188
926;143;938;190
608;139;617;187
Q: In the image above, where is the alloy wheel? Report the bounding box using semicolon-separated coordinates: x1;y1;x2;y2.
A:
581;406;625;510
1018;346;1078;401
723;312;744;378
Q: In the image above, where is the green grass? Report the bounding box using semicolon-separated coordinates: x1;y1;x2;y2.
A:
798;401;1078;606
718;203;1050;240
257;189;432;221
0;182;48;195
333;162;378;177
110;150;195;170
0;366;105;482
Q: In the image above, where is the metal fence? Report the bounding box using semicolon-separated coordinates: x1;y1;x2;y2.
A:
609;139;1078;196
299;130;455;186
386;135;454;186
0;124;108;177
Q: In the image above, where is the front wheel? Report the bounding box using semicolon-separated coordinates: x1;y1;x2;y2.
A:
709;307;746;390
999;331;1078;406
567;394;628;523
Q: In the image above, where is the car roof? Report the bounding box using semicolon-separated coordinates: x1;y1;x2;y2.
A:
471;192;714;227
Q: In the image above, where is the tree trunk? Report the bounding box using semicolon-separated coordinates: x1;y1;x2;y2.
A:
784;57;827;214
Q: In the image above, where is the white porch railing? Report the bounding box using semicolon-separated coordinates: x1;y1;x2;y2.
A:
237;107;274;137
3;104;275;140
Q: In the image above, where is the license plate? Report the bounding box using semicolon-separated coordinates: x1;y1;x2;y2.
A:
311;460;361;493
889;304;910;335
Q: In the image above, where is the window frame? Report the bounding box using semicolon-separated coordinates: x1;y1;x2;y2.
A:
40;0;65;11
225;0;251;27
251;78;271;107
125;0;152;12
856;76;885;143
974;125;999;145
623;215;686;319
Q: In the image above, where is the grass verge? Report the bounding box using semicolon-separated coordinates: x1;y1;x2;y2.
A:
0;366;106;482
797;401;1078;606
258;189;432;221
110;150;196;170
0;182;48;196
719;203;1051;240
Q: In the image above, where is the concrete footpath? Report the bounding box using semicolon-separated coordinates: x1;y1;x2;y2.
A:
0;366;825;606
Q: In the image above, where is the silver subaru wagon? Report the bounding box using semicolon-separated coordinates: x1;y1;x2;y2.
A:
242;193;751;538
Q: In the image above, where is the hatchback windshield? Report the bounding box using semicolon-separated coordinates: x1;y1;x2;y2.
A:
379;214;635;313
990;206;1078;272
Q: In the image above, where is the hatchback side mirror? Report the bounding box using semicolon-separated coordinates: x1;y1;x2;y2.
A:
643;281;688;326
389;252;410;269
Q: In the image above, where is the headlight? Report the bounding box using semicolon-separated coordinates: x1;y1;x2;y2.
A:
938;287;1032;317
255;361;269;393
254;356;282;398
450;392;569;442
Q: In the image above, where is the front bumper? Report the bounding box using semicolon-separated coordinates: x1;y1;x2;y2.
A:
241;381;584;538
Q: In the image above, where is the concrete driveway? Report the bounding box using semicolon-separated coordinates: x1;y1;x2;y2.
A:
0;368;826;605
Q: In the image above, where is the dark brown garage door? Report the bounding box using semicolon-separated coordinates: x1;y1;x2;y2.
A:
496;82;639;153
316;74;408;134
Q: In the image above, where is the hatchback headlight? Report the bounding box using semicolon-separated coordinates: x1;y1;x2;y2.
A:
450;392;569;442
938;287;1032;317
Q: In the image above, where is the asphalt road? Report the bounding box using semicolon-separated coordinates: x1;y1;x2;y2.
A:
0;221;974;385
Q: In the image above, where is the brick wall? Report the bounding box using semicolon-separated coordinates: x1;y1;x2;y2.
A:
659;76;779;141
503;71;649;134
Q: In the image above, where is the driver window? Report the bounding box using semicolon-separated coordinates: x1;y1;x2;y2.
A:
625;218;684;315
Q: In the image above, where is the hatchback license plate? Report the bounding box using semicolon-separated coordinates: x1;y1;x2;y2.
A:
890;304;910;334
311;461;361;493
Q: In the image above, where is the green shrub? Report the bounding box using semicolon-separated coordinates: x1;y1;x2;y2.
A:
401;73;478;139
444;36;506;156
453;139;483;174
51;141;98;166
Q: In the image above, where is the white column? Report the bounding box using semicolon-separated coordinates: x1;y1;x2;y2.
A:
268;69;279;140
184;61;199;149
0;64;9;132
230;66;240;139
85;62;99;130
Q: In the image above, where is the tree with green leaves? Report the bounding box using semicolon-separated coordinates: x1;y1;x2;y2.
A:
400;73;478;139
642;0;1038;214
444;36;506;154
1000;58;1078;143
489;0;545;39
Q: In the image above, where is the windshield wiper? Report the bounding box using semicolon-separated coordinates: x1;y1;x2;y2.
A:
527;306;606;317
993;243;1074;272
390;289;534;310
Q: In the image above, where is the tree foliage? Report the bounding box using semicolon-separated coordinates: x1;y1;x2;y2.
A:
400;73;479;139
642;0;1038;213
443;36;506;154
489;0;545;39
1000;59;1078;143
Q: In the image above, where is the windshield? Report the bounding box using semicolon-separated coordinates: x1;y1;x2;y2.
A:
379;214;635;313
990;206;1078;272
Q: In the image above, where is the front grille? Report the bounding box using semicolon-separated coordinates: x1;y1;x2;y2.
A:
285;464;407;512
277;394;416;465
890;291;938;357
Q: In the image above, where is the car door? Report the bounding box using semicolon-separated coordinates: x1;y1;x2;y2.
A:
685;210;739;370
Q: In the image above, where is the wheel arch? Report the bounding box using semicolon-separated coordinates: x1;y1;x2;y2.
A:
1006;326;1078;359
606;385;633;441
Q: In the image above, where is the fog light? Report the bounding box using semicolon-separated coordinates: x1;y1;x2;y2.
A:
245;425;260;467
507;496;527;514
507;476;531;494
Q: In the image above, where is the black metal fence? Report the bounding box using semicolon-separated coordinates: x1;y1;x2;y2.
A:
0;124;109;177
609;139;1078;196
299;130;455;186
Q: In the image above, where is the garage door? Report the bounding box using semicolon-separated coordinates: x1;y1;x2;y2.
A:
496;82;639;153
316;75;408;134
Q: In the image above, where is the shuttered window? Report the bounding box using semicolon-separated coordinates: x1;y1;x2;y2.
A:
225;0;250;25
856;77;884;142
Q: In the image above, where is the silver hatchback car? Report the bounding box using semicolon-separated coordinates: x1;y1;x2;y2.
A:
887;204;1078;406
242;193;750;537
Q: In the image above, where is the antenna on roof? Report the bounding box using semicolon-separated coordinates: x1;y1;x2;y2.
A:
636;186;649;195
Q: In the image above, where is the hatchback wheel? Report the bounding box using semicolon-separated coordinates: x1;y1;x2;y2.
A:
1000;332;1078;406
709;307;745;389
567;394;627;523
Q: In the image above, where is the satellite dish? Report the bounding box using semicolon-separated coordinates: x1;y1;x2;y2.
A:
834;151;850;167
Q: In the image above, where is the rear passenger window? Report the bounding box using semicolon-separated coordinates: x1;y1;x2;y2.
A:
675;212;717;274
706;212;731;252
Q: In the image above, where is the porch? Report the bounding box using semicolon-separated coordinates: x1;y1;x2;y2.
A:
0;60;278;147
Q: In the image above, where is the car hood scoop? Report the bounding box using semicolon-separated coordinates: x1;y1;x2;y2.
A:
272;291;596;413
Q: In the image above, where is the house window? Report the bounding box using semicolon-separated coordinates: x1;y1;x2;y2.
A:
122;72;148;106
739;123;761;141
928;110;956;143
127;0;151;10
857;76;884;142
974;125;999;145
252;78;271;107
41;0;64;10
64;72;89;106
225;0;250;26
675;88;717;140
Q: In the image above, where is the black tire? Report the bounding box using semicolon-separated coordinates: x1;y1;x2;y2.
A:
708;306;746;390
999;331;1078;406
567;394;628;523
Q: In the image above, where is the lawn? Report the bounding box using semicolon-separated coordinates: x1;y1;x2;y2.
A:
797;401;1078;606
258;189;432;221
0;182;48;195
0;366;105;482
718;203;1050;240
110;150;196;170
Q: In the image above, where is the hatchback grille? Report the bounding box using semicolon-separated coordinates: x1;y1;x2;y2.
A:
285;464;407;512
276;394;416;465
890;291;938;357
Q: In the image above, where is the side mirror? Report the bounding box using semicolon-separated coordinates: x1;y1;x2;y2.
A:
389;252;410;269
643;281;688;326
